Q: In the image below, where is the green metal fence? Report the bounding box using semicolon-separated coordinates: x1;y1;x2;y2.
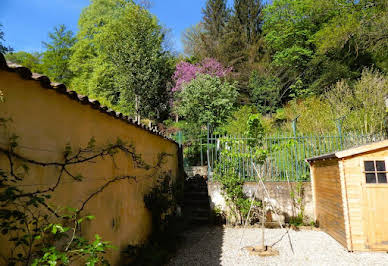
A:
207;132;387;182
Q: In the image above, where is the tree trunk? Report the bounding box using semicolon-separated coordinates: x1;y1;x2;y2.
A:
260;200;265;250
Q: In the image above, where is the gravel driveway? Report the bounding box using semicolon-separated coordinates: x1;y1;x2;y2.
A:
167;226;388;266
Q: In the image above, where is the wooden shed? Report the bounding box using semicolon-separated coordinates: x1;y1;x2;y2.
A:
306;140;388;252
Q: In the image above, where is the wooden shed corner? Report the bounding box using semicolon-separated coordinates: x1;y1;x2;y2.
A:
307;140;388;252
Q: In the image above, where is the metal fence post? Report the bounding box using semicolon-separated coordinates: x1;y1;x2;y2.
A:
335;116;345;149
178;131;182;148
292;115;300;136
291;117;299;181
207;123;211;178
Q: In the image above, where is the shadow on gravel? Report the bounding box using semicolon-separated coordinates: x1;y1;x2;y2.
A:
167;226;224;266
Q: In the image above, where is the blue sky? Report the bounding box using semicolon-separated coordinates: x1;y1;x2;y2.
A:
1;0;232;53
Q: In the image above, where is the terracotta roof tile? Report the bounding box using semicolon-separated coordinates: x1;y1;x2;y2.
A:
0;53;177;145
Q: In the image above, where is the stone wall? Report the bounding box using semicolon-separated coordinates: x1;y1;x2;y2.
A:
185;166;208;178
208;181;313;223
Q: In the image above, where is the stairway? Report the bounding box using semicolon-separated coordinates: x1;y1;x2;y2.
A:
183;175;210;225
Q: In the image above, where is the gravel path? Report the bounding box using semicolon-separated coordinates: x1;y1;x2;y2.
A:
167;226;388;266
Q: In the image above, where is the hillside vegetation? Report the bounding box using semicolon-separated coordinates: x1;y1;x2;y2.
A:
1;0;387;137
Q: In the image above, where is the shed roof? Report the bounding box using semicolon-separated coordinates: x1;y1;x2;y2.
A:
306;139;388;163
0;53;177;145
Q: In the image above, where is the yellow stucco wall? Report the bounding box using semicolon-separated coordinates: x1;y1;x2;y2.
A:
0;71;180;264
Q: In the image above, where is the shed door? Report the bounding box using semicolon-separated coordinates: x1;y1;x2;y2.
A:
364;185;388;249
363;160;388;250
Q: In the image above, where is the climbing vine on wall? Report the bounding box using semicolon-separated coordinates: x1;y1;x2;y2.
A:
0;117;170;265
125;171;184;266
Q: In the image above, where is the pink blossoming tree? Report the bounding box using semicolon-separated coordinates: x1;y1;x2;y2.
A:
172;58;232;92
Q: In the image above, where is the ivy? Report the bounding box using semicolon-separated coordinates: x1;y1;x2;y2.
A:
0;119;170;265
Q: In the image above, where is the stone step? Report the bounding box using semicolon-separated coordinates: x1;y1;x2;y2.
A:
183;175;211;225
184;186;208;193
184;199;210;207
184;191;209;200
185;191;208;196
191;208;210;216
190;216;210;224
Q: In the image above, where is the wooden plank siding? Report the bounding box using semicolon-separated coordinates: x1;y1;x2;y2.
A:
343;149;388;251
339;160;352;250
312;159;347;247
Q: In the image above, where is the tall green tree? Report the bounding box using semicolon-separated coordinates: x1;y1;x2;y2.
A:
69;0;173;120
0;23;12;54
69;0;127;97
232;0;263;45
313;0;388;72
219;0;267;85
182;23;206;57
202;0;228;39
263;0;329;96
249;71;280;114
101;3;174;119
263;0;382;98
201;0;229;58
41;25;76;84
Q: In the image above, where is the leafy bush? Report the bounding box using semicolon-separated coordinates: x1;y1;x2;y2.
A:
221;105;258;136
325;68;388;134
176;74;238;131
249;71;281;114
213;136;267;225
281;68;388;134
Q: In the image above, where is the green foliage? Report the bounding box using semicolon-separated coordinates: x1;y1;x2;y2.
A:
221;105;258;136
126;173;184;266
261;0;384;98
246;114;265;147
184;0;387;110
249;71;281;114
263;0;332;96
325;68;388;134
176;74;238;130
41;24;76;84
288;181;306;226
5;51;43;73
282;68;388;134
200;0;229;59
283;97;336;134
313;0;388;72
263;0;321;68
214;136;267;224
69;0;173;120
217;167;259;224
31;216;113;266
